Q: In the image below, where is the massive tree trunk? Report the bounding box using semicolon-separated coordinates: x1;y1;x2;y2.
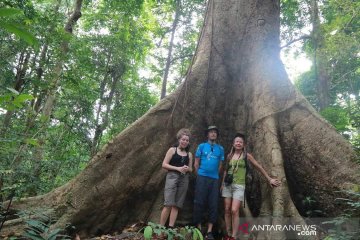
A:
3;0;359;239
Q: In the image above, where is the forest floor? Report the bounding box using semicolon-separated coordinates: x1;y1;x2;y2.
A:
0;220;226;240
86;221;220;240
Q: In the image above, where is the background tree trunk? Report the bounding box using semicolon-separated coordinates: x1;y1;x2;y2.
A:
3;0;359;238
42;0;83;119
24;0;84;195
309;0;330;111
160;0;181;99
91;64;125;156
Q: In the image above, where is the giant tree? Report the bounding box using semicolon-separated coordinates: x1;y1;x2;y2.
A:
2;0;359;239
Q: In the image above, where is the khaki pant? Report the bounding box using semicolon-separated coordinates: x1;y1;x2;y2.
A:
164;171;189;208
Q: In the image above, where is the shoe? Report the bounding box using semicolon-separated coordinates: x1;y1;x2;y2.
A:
223;235;236;240
206;232;215;240
223;235;230;240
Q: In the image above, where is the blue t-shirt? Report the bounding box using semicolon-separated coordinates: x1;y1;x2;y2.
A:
195;142;225;179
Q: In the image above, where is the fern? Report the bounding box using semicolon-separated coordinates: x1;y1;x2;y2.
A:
20;211;71;240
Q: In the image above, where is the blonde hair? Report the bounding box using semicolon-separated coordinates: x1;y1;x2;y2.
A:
227;133;246;160
176;128;191;140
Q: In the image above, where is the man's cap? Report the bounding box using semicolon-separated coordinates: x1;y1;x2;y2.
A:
206;125;219;135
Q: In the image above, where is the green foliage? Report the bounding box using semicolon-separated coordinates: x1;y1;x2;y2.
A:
295;70;317;107
0;0;160;198
19;211;71;240
143;226;153;240
145;0;205;95
0;8;23;17
280;0;307;44
320;106;350;133
322;191;360;240
301;196;323;217
0;7;38;47
0;88;34;111
142;222;203;240
292;0;360;162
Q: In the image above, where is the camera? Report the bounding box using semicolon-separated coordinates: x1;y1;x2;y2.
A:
224;174;233;186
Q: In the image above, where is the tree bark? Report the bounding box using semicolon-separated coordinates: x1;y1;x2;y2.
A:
160;0;181;99
3;0;360;238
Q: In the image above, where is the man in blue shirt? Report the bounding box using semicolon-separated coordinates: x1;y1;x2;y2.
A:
193;126;225;240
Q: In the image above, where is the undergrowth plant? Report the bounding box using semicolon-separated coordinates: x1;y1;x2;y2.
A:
143;222;203;240
19;210;71;240
323;190;360;240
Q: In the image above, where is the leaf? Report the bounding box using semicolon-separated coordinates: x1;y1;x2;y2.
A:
25;219;48;232
6;87;19;95
0;94;12;104
193;228;203;240
0;169;14;174
167;232;173;240
23;230;44;240
153;229;162;235
143;226;153;240
192;230;198;240
25;138;39;146
47;228;62;240
351;184;360;192
0;8;23;17
179;227;187;236
1;22;39;47
13;94;34;105
15;94;34;101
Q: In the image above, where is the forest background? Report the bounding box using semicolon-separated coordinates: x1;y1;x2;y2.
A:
0;0;359;223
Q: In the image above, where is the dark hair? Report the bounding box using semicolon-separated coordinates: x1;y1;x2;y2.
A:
233;133;246;143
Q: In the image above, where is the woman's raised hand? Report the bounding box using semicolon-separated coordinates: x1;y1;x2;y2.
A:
269;178;281;187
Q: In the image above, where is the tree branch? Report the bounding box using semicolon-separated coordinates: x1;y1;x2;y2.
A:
64;0;83;34
280;35;311;49
170;54;193;64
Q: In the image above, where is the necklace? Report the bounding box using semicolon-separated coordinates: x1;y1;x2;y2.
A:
233;151;243;160
231;152;243;173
